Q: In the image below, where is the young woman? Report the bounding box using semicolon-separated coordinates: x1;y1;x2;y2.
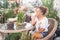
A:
31;6;49;40
20;0;43;22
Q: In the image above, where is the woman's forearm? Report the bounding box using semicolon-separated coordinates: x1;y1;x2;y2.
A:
30;17;36;26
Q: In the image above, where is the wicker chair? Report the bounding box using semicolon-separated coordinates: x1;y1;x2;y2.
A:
37;18;58;40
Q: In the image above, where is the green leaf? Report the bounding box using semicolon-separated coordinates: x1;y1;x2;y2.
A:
17;11;24;23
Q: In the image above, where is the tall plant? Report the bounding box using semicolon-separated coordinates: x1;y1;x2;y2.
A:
3;0;9;9
5;9;14;20
17;11;24;23
11;2;16;9
42;0;57;18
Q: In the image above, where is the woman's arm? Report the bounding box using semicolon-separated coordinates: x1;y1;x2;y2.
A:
30;13;36;26
30;17;36;26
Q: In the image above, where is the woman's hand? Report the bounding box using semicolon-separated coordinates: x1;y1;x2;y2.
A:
30;20;36;26
30;16;36;26
38;28;45;33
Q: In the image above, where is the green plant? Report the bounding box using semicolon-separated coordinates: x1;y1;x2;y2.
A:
5;32;22;40
11;3;16;9
16;2;19;7
17;11;24;23
3;0;9;9
0;2;2;8
0;11;2;14
42;0;57;19
5;9;14;20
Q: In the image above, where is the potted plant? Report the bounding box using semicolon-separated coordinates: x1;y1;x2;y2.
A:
15;11;25;29
17;11;24;23
5;9;14;19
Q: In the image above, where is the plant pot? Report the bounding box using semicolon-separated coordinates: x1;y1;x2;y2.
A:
14;22;26;30
7;22;14;30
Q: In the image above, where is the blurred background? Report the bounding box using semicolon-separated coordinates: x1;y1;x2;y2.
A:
0;0;60;40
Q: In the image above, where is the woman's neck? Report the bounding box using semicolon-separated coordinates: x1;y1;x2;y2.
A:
38;14;44;20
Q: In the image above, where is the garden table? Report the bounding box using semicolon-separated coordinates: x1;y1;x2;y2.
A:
0;23;33;40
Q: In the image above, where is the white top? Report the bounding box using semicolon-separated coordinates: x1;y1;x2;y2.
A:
35;17;49;32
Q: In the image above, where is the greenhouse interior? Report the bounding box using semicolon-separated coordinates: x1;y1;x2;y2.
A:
0;0;60;40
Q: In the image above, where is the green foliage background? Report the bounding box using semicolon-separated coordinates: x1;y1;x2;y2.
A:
42;0;57;18
5;32;22;40
0;0;59;40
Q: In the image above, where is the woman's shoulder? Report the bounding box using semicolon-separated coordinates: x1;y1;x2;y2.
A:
43;16;48;19
43;17;48;21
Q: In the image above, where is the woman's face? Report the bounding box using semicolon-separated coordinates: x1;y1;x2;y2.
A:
35;8;42;17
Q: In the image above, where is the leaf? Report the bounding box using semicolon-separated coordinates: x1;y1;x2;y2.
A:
17;11;24;23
